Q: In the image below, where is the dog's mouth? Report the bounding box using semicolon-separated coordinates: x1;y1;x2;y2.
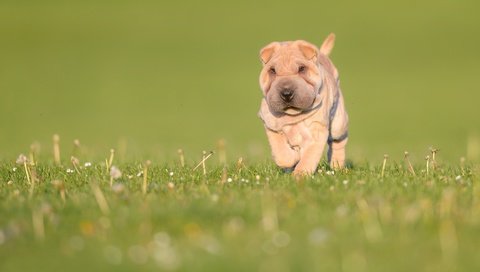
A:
283;106;303;115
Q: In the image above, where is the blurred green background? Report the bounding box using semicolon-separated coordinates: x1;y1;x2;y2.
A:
1;0;479;163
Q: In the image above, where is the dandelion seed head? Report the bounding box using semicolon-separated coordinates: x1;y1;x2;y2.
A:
110;166;122;179
15;154;28;165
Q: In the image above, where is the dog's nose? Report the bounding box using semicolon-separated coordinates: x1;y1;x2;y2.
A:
280;89;294;102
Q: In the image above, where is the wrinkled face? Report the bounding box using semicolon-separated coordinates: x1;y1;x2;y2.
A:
259;41;323;115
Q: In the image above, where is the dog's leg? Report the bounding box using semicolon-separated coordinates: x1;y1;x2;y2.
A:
328;90;349;169
328;136;348;169
265;127;300;169
293;124;329;176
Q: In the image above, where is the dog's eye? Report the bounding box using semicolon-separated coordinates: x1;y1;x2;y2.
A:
268;67;276;75
298;66;306;73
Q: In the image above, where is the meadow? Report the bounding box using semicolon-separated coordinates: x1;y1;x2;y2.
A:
1;0;480;271
0;150;479;272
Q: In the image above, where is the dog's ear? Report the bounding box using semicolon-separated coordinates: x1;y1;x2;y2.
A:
260;42;279;64
320;33;335;56
297;41;318;60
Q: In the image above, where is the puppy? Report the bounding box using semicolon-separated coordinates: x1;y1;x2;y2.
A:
258;33;349;176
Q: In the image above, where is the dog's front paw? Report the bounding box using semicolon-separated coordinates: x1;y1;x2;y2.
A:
273;154;299;169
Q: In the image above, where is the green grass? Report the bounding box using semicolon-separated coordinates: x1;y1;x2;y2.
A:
1;1;480;271
1;155;479;272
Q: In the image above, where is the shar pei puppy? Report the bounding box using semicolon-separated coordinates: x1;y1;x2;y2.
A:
258;33;349;176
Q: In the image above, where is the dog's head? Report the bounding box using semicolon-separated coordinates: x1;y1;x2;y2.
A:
259;34;338;115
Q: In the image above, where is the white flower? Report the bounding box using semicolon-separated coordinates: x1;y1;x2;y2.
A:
227;178;232;183
342;180;349;185
66;168;74;173
169;172;174;177
15;154;28;165
110;166;122;180
84;162;92;167
12;167;17;172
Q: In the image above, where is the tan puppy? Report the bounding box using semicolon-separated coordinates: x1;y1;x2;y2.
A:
258;33;349;176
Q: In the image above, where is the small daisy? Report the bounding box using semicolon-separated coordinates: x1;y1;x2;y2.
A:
326;170;335;176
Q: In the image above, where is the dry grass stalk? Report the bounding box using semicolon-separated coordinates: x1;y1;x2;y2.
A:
404;151;416;176
430;148;439;170
425;155;430;176
193;151;214;172
90;182;110;215
142;160;151;195
71;156;81;175
53;134;61;165
381;154;388;178
177;149;185;167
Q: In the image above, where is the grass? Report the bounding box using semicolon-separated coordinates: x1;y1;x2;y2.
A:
1;151;479;272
